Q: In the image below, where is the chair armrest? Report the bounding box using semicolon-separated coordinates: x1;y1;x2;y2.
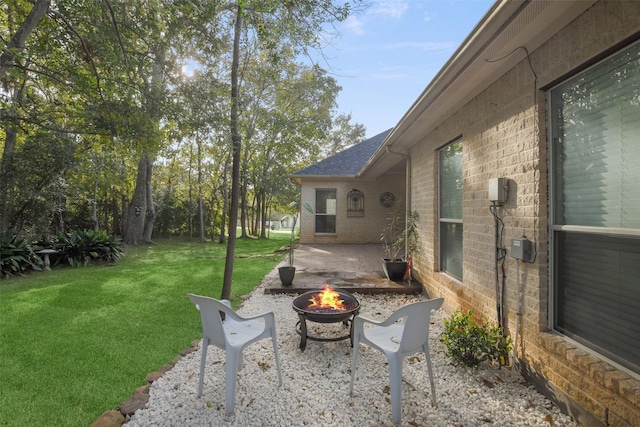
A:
354;315;386;329
216;299;269;322
225;308;276;326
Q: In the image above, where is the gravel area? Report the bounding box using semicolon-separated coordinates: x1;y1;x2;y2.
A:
127;284;577;427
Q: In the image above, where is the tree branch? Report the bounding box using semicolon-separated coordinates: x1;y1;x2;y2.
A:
0;0;51;80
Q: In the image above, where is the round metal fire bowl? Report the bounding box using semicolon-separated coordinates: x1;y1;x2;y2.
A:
292;288;360;323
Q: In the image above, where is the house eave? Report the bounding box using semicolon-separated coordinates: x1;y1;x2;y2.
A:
289;174;358;186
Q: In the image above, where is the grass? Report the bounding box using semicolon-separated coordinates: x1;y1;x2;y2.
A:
0;233;289;427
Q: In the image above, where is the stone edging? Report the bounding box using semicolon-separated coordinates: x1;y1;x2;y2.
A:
89;340;200;427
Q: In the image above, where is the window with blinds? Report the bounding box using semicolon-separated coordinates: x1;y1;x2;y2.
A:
550;41;640;374
439;139;463;280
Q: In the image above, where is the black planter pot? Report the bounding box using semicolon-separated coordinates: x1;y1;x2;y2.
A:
382;259;407;281
278;266;296;286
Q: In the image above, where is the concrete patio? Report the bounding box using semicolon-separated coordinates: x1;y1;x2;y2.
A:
263;243;423;295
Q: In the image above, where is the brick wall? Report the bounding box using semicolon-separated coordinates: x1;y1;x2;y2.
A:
299;174;405;245
410;1;640;426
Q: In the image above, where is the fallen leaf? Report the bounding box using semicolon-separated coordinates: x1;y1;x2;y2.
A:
482;379;495;388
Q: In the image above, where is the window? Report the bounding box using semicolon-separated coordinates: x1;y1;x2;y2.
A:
315;189;336;233
550;42;640;373
439;140;463;280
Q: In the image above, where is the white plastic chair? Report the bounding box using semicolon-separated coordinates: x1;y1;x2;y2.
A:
187;293;283;421
349;297;444;426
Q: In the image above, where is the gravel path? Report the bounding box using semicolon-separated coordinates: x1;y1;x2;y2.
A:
127;286;577;427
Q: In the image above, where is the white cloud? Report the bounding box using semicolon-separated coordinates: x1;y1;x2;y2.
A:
370;1;409;20
344;15;366;35
424;11;432;22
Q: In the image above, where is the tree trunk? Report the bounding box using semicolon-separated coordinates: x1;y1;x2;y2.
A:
0;0;51;80
92;180;99;231
218;150;230;244
0;83;25;236
123;156;148;245
111;196;121;235
0;126;17;236
221;6;243;301
197;135;205;242
260;193;268;238
240;149;248;238
142;156;155;243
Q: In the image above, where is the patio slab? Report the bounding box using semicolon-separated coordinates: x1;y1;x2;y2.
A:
263;243;423;295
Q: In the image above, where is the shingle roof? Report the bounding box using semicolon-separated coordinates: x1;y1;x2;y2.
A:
291;128;392;177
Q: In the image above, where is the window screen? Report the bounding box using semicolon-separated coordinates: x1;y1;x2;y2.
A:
550;41;640;373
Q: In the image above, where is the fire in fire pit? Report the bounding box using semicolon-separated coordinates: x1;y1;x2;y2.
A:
308;284;350;311
292;285;360;351
293;284;359;323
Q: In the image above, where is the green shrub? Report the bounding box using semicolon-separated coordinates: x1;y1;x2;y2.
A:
440;309;512;367
0;235;43;278
55;230;125;267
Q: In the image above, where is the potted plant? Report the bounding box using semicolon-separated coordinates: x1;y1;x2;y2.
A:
381;206;419;281
278;203;298;286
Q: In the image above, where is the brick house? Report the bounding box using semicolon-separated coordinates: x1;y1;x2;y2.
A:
291;1;640;426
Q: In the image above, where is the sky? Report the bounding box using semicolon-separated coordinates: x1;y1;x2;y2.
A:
314;0;495;138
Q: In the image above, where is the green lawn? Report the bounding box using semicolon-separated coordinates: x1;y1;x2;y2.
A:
0;234;288;426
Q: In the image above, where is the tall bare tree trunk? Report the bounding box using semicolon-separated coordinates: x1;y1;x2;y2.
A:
124;156;148;245
197;135;205;242
218;152;230;244
221;6;243;301
142;156;155;242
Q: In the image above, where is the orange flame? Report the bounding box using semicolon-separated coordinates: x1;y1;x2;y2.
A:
307;284;346;311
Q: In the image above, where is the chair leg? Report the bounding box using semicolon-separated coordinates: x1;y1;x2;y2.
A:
198;337;209;398
271;333;283;386
388;356;403;427
224;349;241;421
423;343;437;407
349;339;360;395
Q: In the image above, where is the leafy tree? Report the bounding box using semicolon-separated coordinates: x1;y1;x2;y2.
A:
219;0;365;301
1;0;368;305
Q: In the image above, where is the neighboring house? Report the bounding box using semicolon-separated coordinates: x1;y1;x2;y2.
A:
291;1;640;426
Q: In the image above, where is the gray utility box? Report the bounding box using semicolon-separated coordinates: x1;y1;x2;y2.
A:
511;238;534;262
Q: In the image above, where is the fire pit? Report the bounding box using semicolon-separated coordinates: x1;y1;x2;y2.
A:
292;285;360;351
